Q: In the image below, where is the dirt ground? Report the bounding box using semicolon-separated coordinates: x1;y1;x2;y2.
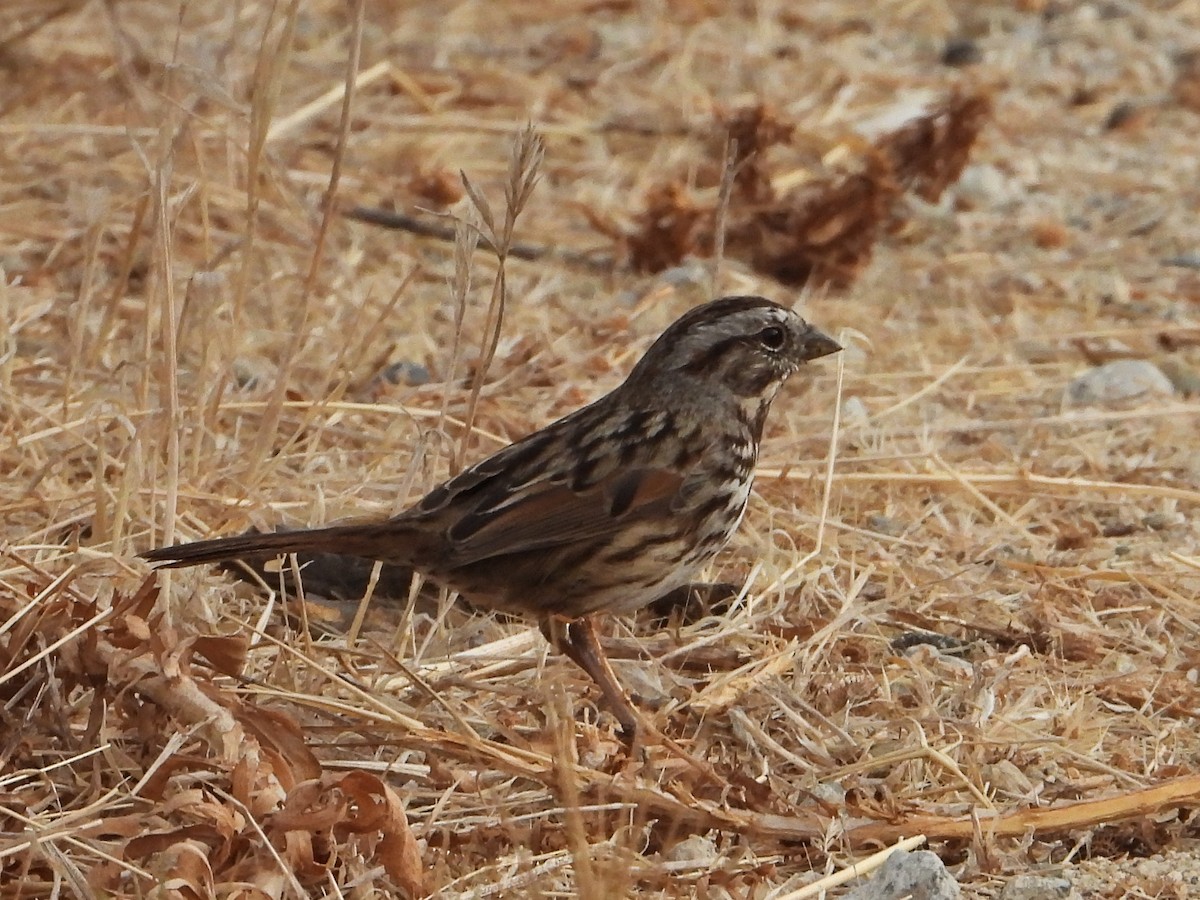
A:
4;0;1200;897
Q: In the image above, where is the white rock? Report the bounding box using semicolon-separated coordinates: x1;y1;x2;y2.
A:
811;781;846;806
955;163;1020;208
845;849;959;900
841;396;870;426
1066;360;1175;406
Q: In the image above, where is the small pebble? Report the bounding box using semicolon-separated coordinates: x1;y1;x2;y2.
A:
842;396;870;426
1143;512;1174;531
811;781;846;806
376;361;431;387
866;514;905;536
1104;100;1146;131
659;261;709;287
233;362;266;391
860;582;887;602
942;37;982;66
1100;520;1136;538
955;163;1019;209
1162;253;1200;269
999;873;1075;900
661;834;716;864
1065;360;1175;406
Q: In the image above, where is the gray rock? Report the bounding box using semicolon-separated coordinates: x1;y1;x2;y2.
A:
660;834;716;864
659;261;709;287
375;360;431;387
999;873;1075;900
1163;253;1200;269
845;849;959;900
1066;359;1175;406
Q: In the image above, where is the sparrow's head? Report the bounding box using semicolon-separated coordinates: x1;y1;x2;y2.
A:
629;295;841;399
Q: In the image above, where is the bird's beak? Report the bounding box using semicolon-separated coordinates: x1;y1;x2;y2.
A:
801;327;842;362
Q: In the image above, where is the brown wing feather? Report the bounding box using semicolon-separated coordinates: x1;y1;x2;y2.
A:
440;467;685;566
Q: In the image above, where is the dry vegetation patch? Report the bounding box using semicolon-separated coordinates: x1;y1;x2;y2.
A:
3;1;1200;897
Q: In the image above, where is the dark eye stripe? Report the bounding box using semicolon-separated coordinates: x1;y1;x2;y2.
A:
681;336;741;373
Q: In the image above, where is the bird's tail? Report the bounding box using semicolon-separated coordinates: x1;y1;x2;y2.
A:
141;521;410;568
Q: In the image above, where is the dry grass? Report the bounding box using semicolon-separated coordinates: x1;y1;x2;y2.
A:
4;1;1200;897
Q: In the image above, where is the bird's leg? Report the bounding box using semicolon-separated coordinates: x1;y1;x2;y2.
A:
541;615;725;784
542;615;641;738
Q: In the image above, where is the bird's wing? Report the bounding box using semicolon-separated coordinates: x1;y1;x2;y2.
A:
439;466;686;566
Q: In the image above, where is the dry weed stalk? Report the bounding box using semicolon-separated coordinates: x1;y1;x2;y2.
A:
452;124;544;471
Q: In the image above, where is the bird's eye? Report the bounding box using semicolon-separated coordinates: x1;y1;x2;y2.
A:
757;325;786;350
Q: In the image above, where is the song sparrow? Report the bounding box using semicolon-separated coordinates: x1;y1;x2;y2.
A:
144;295;840;735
